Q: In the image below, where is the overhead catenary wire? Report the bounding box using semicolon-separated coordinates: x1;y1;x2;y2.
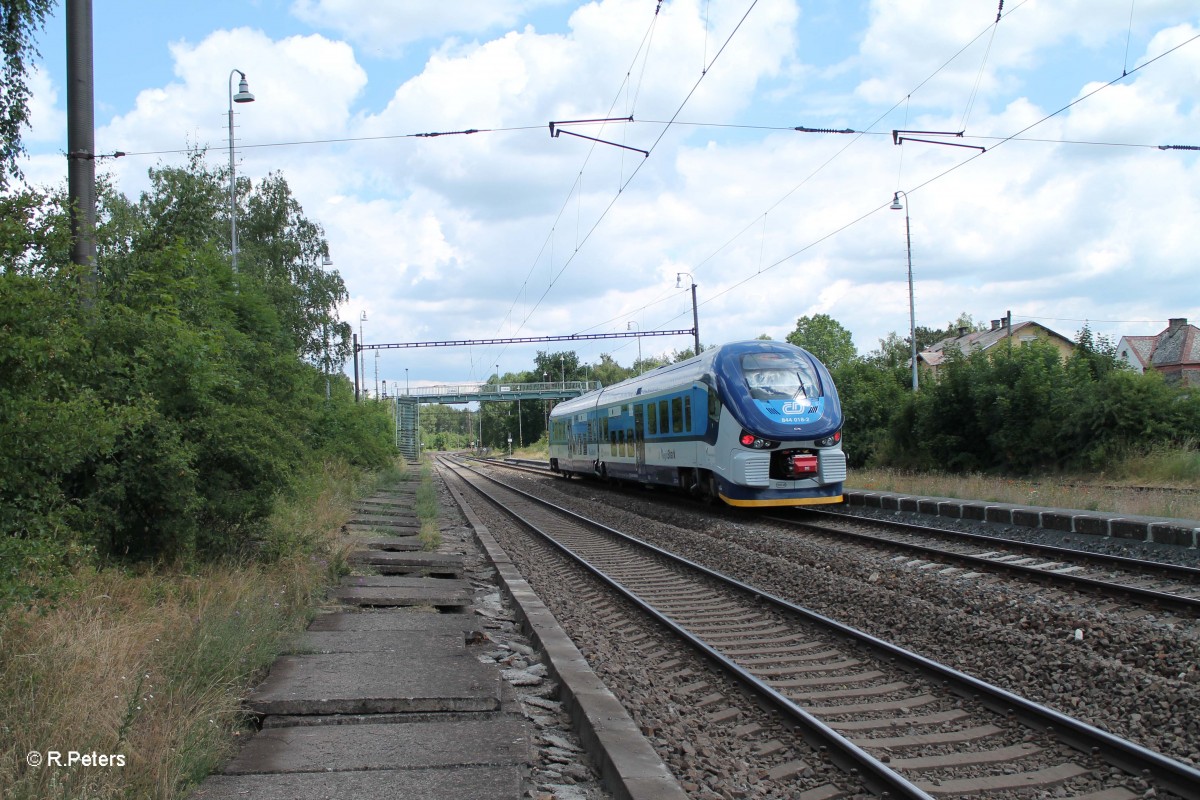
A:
104;3;1197;370
476;5;668;379
609;19;1200;348
110;116;1194;165
483;0;764;373
959;0;1006;132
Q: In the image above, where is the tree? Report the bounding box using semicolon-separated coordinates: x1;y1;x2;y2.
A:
591;353;634;387
831;360;908;467
0;0;53;190
866;331;910;370
1;149;393;587
786;314;857;370
240;171;349;366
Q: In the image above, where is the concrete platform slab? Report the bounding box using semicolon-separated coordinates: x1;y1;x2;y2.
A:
343;524;420;538
351;509;417;520
221;717;529;774
191;765;523;800
307;610;481;634
352;503;416;513
246;651;500;715
350;513;423;527
339;575;469;589
289;629;465;656
369;490;418;500
334;578;472;608
349;551;465;577
348;536;422;551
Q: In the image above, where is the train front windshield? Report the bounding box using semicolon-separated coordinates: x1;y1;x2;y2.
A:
742;352;820;400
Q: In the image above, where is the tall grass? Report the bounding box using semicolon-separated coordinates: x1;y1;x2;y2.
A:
414;460;442;551
0;458;395;799
1108;441;1200;485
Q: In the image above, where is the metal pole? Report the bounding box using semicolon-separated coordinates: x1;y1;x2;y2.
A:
66;0;97;285
352;333;360;401
892;191;919;392
904;209;918;392
690;282;700;355
228;71;240;272
359;312;367;396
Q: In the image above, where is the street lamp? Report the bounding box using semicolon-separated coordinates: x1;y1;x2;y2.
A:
627;320;642;372
675;273;700;355
890;191;919;392
228;69;255;273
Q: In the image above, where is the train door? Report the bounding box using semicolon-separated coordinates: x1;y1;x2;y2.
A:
633;403;645;475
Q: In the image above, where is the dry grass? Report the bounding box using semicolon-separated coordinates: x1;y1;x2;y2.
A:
850;468;1200;521
0;458;398;799
0;559;329;799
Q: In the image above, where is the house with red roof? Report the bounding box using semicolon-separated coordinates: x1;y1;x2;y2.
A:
1117;318;1200;387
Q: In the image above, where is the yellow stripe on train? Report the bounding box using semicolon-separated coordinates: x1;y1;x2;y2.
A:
719;494;844;508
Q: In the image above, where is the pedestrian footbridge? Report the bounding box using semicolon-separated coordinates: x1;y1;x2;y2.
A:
392;380;599;404
389;380;598;461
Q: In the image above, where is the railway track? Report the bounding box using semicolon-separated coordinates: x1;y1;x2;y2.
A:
484;455;1200;616
442;455;1200;799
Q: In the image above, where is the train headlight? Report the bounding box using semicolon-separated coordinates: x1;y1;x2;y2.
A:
739;430;779;449
815;431;841;448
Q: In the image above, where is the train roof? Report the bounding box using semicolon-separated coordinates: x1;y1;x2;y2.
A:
552;340;831;417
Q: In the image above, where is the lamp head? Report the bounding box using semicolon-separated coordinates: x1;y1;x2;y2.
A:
233;74;255;104
890;192;904;210
322;253;332;266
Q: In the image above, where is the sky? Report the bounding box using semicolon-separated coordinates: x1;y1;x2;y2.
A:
20;0;1200;392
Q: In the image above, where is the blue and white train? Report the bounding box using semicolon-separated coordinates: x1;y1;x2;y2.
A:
548;340;846;507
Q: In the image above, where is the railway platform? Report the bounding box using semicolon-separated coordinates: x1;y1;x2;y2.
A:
843;489;1200;546
189;476;684;800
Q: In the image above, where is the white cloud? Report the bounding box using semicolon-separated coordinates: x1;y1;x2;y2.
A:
290;0;569;54
17;0;1200;385
23;66;67;145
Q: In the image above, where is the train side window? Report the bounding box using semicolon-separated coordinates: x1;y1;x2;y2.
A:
647;403;658;435
671;397;683;433
684;396;692;432
658;400;669;434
